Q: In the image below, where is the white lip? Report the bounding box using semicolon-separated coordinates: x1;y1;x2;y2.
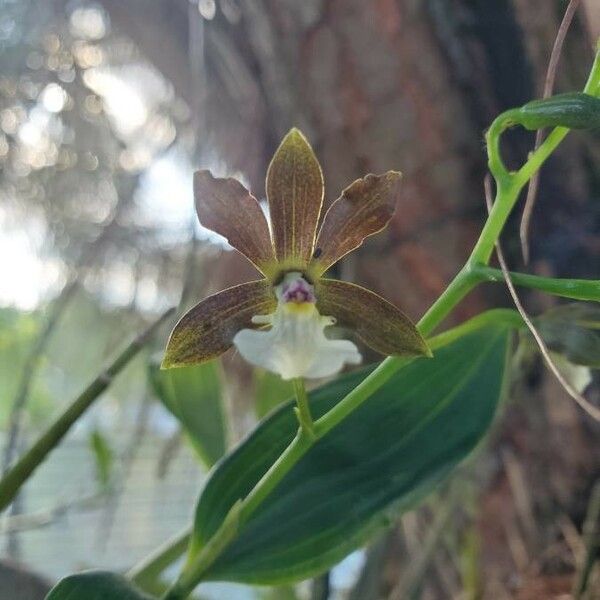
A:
233;276;361;380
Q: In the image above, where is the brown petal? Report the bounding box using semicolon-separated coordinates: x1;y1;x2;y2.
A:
162;279;276;368
195;171;277;278
266;128;324;268
313;171;402;274
315;278;430;357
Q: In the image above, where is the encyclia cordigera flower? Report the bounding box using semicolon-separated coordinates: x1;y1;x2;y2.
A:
163;128;430;380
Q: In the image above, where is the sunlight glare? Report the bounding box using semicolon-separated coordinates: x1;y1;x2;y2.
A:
0;217;64;310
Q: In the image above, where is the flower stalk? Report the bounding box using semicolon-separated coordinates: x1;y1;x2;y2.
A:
292;378;316;438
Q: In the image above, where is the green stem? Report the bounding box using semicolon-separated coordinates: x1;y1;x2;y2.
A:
0;308;175;513
167;432;314;599
514;127;568;189
128;527;191;590
292;378;315;437
165;501;242;600
426;309;523;350
2;279;79;478
316;356;408;438
469;176;521;265
472;45;600;266
416;266;478;336
238;430;313;524
472;264;600;302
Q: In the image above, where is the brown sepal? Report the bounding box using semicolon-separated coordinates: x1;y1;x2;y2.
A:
162;279;276;368
315;278;430;358
195;171;277;278
266;128;324;269
313;171;401;274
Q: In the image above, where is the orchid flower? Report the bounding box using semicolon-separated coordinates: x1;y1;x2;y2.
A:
163;128;430;381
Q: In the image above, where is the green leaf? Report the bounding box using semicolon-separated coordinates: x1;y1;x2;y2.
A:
254;370;295;418
536;303;600;368
46;571;155;600
192;324;511;585
150;358;227;467
89;428;113;490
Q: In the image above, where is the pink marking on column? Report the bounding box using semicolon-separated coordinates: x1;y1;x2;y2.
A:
281;277;316;304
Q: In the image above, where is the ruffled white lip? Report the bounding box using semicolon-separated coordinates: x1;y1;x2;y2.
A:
233;273;361;380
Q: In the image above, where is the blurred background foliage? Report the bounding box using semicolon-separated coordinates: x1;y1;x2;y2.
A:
0;1;599;599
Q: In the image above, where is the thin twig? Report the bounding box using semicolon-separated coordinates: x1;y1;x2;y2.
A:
558;515;585;562
1;277;80;558
128;527;191;587
348;532;392;600
503;514;529;572
156;429;183;479
1;196;131;478
0;307;175;513
485;175;600;421
0;491;105;534
574;480;600;598
310;571;331;600
520;0;581;263
502;448;537;544
1;280;79;477
388;492;459;600
1;189;136;556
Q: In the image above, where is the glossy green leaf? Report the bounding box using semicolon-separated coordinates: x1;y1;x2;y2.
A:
46;571;154;600
150;359;227;467
89;428;113;490
192;325;511;585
